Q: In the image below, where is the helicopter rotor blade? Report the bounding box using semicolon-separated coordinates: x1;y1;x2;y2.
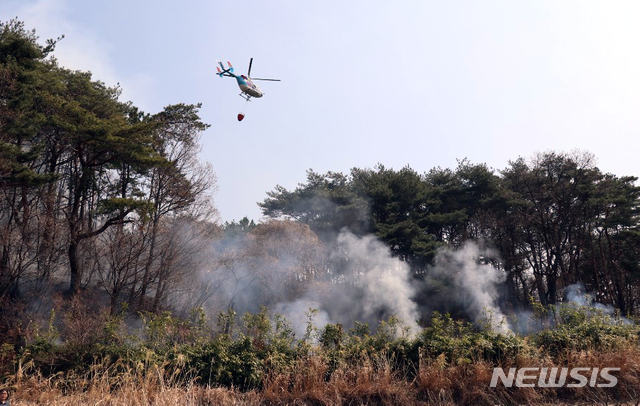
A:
251;78;281;81
248;58;253;77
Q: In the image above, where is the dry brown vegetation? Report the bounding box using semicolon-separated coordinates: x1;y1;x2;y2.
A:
2;301;640;405
3;346;640;405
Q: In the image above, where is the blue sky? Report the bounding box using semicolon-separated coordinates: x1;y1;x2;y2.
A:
2;1;639;222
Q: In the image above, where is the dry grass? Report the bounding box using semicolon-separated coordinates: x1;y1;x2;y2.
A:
3;346;640;405
261;354;416;405
5;371;262;406
413;345;640;406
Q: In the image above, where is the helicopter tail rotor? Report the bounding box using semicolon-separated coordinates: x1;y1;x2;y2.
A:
215;60;235;77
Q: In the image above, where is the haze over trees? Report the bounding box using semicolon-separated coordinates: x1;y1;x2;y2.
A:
2;19;640;329
260;153;640;315
0;20;217;313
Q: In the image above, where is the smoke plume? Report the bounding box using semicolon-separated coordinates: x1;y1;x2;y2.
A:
424;242;510;333
273;229;421;337
196;222;512;337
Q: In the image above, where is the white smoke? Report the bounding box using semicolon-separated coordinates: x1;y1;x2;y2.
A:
510;282;632;334
274;234;509;337
426;242;510;333
273;298;330;341
565;282;608;311
564;282;631;324
273;230;422;337
196;222;513;337
329;230;421;335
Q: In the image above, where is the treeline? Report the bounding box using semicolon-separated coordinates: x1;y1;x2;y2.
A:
259;154;640;315
2;18;639;327
0;20;218;313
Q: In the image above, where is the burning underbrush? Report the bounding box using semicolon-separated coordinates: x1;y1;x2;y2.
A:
2;302;640;405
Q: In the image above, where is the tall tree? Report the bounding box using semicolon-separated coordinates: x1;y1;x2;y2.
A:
132;103;215;311
500;152;602;306
259;170;370;239
352;164;438;270
0;20;62;298
44;68;165;295
581;174;640;315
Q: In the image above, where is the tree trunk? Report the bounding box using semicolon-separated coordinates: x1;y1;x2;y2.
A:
68;238;81;295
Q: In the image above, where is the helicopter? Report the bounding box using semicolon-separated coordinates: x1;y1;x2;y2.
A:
216;58;280;102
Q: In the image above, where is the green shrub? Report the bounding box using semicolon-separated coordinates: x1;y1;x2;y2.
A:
10;304;640;394
533;304;639;358
419;311;526;364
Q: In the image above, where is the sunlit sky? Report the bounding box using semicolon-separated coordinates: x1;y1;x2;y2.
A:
2;1;639;222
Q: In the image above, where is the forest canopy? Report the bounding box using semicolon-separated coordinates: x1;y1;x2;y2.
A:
260;155;640;314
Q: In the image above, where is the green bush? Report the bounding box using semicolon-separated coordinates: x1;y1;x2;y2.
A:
533;304;639;358
419;312;526;365
8;304;640;393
